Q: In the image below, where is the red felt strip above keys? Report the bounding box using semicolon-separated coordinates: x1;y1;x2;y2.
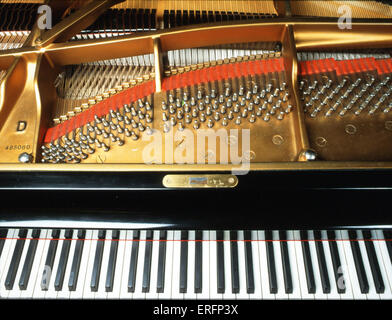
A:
44;58;285;143
299;57;392;77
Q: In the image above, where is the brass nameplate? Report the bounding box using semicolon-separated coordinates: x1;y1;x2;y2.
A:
163;174;238;188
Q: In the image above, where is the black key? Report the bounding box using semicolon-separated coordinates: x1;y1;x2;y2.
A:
349;230;369;294
265;230;277;294
327;231;346;294
68;230;85;291
41;229;60;290
128;230;140;292
105;230;120;292
0;229;8;258
179;230;188;293
244;231;255;294
157;231;166;293
230;231;240;294
54;229;73;291
142;230;153;293
314;230;331;294
91;230;106;292
19;229;40;290
194;230;202;294
279;230;293;294
217;230;225;293
300;230;316;294
383;230;392;264
5;229;27;290
363;230;385;294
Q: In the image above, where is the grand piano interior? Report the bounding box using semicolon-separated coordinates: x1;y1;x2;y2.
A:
0;0;392;300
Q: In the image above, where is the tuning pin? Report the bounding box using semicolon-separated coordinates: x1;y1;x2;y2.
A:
232;93;238;102
253;84;259;94
211;89;217;99
260;89;266;98
220;106;227;114
207;119;214;128
282;92;289;102
280;82;286;91
234;104;240;113
213;101;219;110
219;94;225;104
226;98;232;108
239;86;244;96
163;123;170;133
206;106;212;116
197;90;203;100
176;99;181;108
198;101;205;111
266;83;272;93
214;112;220;121
193;119;200;129
225;86;231;97
183;91;189;101
204;95;210;104
263;113;270;122
241;109;248;118
185;114;192;124
178;122;184;131
177;110;183;120
222;117;228;126
146;126;153;135
246;91;252;100
249;113;256;123
192;108;198;118
228;110;234;120
190;97;196;106
240;97;246;106
169;105;176;114
169;93;174;103
248;103;254;112
235;116;241;125
200;113;206;122
277;111;285;120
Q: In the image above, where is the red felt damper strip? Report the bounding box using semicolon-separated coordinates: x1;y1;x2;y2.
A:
44;80;156;143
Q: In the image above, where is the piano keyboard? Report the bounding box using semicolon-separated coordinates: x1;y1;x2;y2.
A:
0;229;391;300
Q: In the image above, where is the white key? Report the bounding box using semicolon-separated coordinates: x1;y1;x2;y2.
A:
107;230;126;299
32;230;52;299
357;231;380;300
133;230;146;300
119;230;134;300
57;230;78;299
273;231;288;300
334;230;354;300
83;230;99;299
257;231;275;299
209;231;223;300
308;231;327;300
8;229;32;298
0;229;16;299
197;230;209;300
159;230;174;300
237;231;249;300
171;231;183;299
21;229;47;299
184;231;196;300
293;230;314;300
70;230;92;299
285;231;301;300
249;231;262;300
340;230;367;299
371;230;392;299
320;231;340;300
146;231;159;300
45;229;65;299
223;231;235;300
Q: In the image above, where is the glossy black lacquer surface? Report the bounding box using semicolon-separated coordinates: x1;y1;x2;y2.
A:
0;169;391;229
